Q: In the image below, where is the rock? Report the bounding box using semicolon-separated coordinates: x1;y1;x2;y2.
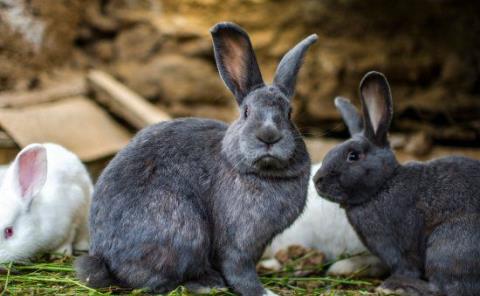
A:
270;27;306;58
405;132;433;156
389;133;408;149
178;38;213;58
91;40;114;62
440;54;477;91
167;103;237;123
114;55;230;105
84;0;119;33
114;24;161;61
250;29;275;51
151;15;206;39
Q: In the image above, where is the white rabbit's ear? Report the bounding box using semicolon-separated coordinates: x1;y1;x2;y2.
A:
12;144;47;204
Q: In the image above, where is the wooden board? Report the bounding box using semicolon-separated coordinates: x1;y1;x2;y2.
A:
88;70;171;129
0;96;131;162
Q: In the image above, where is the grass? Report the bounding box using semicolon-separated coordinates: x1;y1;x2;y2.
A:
0;254;383;296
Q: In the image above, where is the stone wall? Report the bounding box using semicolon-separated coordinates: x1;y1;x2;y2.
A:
1;0;479;145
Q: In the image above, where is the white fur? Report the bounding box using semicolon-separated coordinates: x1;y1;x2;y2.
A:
0;143;92;263
263;289;279;296
0;165;7;181
262;163;386;276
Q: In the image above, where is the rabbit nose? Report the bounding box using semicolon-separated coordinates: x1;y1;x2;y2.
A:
256;126;282;145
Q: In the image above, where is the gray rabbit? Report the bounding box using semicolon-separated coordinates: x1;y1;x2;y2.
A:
314;71;480;296
75;22;317;296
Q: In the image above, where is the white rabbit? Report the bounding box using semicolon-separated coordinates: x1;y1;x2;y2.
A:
0;143;92;263
0;165;7;181
261;163;387;277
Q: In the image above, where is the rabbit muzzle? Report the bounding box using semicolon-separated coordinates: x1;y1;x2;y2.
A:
254;155;287;171
313;170;348;204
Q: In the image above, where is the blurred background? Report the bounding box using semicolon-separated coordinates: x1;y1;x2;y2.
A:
0;0;479;177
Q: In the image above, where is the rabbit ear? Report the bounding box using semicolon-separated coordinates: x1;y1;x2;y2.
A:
12;144;47;204
210;22;264;104
273;34;318;99
334;96;363;136
359;71;393;147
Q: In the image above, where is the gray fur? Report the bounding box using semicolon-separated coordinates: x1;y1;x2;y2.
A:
334;96;363;136
76;22;316;296
314;71;480;296
273;34;318;98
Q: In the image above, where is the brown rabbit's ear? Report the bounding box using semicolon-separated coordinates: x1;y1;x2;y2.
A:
210;22;264;105
359;71;393;147
334;96;363;136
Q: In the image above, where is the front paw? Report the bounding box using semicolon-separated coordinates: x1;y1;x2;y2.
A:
376;285;407;295
262;289;279;296
376;275;441;296
257;258;282;272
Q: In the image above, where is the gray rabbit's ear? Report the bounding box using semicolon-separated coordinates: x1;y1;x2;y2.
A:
359;71;393;147
210;22;264;105
334;96;363;136
273;34;318;99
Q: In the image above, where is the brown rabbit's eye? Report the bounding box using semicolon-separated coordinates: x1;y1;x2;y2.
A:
244;106;249;118
4;227;13;239
347;151;361;162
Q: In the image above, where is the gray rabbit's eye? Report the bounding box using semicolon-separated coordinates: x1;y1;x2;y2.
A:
347;150;361;162
288;108;292;120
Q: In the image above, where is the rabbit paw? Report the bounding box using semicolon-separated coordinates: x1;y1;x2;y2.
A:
50;243;73;259
328;258;362;276
327;255;387;277
376;285;407;295
184;270;227;294
73;240;89;253
376;275;441;296
257;258;282;271
185;284;228;294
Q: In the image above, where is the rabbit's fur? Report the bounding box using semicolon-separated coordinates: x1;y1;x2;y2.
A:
75;22;317;296
0;143;92;263
262;164;387;277
314;71;480;296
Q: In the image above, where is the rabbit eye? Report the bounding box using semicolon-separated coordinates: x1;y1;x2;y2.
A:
4;227;13;239
347;151;361;162
244;106;249;118
288;108;292;120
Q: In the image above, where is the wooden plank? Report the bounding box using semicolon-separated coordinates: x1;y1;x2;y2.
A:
88;70;171;129
0;76;87;108
0;96;131;162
